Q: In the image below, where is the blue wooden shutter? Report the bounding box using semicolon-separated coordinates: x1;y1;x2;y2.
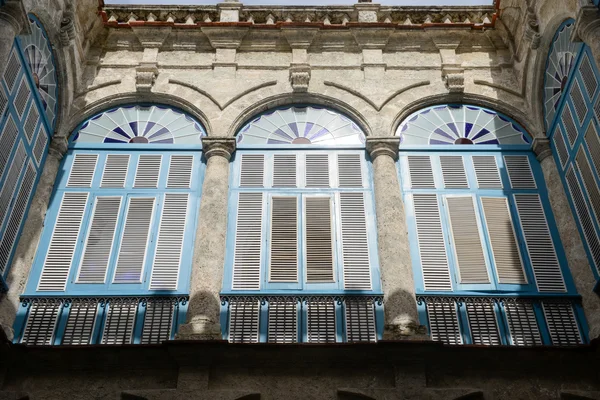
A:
0;142;27;229
269;196;299;282
101;154;130;188
337;154;363;188
273;154;297;187
305;196;335;282
167;154;193;188
579;53;598;99
345;298;376;342
305;154;330;187
426;300;461;344
0;116;19;180
407;155;435;188
38;192;89;291
239;154;265;187
340;192;372;290
101;299;138;345
542;302;583;345
504;156;536;189
141;299;174;344
76;196;122;283
67;153;98;188
465;301;501;345
439;155;468;189
134;154;162;188
504;300;542;346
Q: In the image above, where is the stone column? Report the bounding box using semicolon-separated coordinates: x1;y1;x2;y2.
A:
178;137;235;340
0;1;27;73
366;137;425;339
533;138;600;339
0;137;67;341
573;6;600;70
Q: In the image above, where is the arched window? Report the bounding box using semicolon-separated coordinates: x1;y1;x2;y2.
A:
398;104;586;346
15;104;206;345
544;19;600;288
222;106;382;344
0;15;57;288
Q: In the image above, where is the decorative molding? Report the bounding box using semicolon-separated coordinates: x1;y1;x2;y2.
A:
169;79;277;110
201;137;236;160
74;80;122;99
473;80;523;98
532;137;552;162
289;64;311;93
136;65;158;92
366;137;400;161
59;11;76;47
324;80;430;111
523;0;541;50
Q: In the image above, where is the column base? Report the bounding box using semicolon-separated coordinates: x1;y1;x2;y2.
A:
176;315;222;341
382;323;430;341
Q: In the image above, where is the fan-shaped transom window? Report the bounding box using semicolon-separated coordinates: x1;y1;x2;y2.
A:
236;106;366;147
396;104;530;146
543;20;582;130
19;14;58;130
72;105;206;146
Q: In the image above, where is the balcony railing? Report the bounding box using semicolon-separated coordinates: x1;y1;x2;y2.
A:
416;295;587;346
14;296;188;345
220;295;384;343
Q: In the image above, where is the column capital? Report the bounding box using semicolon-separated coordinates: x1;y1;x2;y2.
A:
572;5;600;45
532;137;552;162
48;137;68;160
366;137;400;161
201;137;236;161
0;1;28;36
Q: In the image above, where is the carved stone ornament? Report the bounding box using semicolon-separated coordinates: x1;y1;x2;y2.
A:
289;64;311;93
366;137;400;161
135;65;158;92
59;11;76;47
201;137;236;160
445;70;465;93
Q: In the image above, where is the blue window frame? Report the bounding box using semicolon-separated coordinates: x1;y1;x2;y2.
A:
221;105;383;343
0;15;56;289
545;20;600;288
398;104;587;345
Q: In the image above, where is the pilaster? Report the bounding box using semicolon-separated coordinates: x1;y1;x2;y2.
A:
365;137;427;339
177;137;236;340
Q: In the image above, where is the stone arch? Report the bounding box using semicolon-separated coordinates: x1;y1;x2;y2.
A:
63;92;213;141
226;92;373;139
390;93;537;140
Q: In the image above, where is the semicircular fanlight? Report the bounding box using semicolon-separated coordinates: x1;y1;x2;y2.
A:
396;104;530;146
19;14;58;129
236;106;366;147
544;21;582;130
73;105;206;145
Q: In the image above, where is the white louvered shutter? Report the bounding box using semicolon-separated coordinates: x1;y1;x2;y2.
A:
228;299;260;343
585;124;600;175
113;197;155;283
101;154;130;188
272;154;297;187
596;96;600;122
134;154;162;188
0;143;27;228
150;193;189;290
77;196;122;283
305;197;334;282
514;194;566;292
426;300;461;344
32;125;48;166
562;106;578;147
542;302;582;345
3;50;21;92
472;156;502;188
445;196;489;283
67;153;98;188
480;197;527;284
504;156;536;189
580;53;598;99
307;299;336;343
62;301;98;345
0;116;19;180
21;301;61;345
268;299;298;343
305;154;330;188
340;193;372;290
440;155;469;189
337;154;363;188
553;127;570;169
141;299;174;344
38;192;89;291
504;300;542;346
167;155;193;188
412;194;452;291
240;154;264;187
0;82;7;119
269;196;298;282
14;76;30;119
101;300;138;345
407;155;435;188
23;105;39;143
466;301;501;345
232;193;263;290
569;80;588;124
345;299;376;342
0;161;36;274
576;148;600;221
565;167;600;273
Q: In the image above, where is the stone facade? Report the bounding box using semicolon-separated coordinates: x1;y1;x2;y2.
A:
1;0;600;398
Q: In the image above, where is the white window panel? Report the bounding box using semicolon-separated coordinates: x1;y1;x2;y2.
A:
0;116;20;183
134;154;162;188
166;154;194;189
472;156;503;188
576;148;600;223
569;80;588;125
407;155;435;189
32;124;48;166
0;142;27;231
272;154;297;188
552;127;569;169
579;53;598;100
561;105;578;147
340;192;372;290
14;76;31;119
239;154;264;187
504;155;536;189
23;104;39;143
3;50;21;93
337;153;363;188
305;153;330;188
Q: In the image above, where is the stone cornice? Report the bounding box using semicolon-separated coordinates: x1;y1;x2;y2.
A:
202;137;236;161
101;5;496;29
366;137;400;161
